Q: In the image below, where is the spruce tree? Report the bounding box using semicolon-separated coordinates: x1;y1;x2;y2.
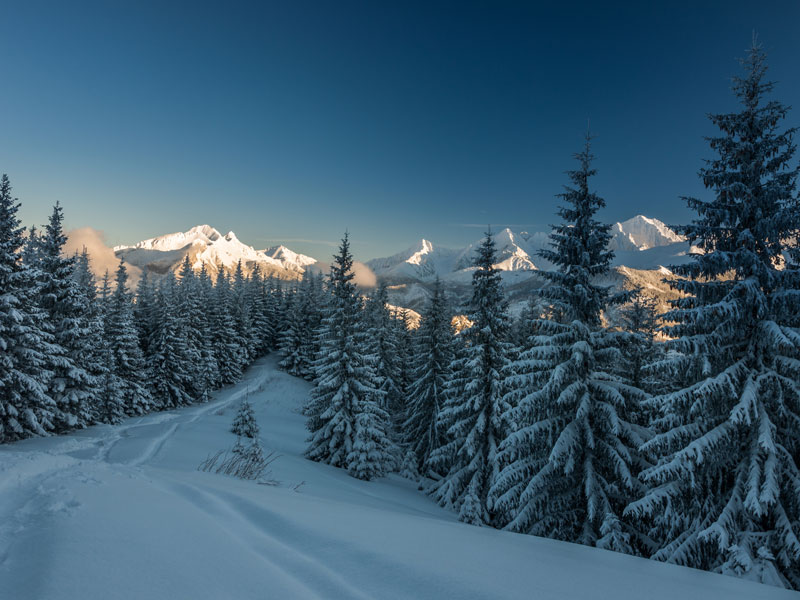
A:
21;224;42;267
394;308;415;401
263;275;281;350
147;273;195;408
429;232;512;525
280;273;321;380
211;266;244;384
0;175;56;441
278;282;304;375
74;249;119;424
626;42;800;588
492;135;649;552
231;260;256;361
404;278;455;476
231;397;259;438
195;263;220;397
38;203;98;431
305;233;393;479
247;265;272;358
176;256;205;397
364;282;404;424
106;259;153;415
133;267;157;357
617;293;662;396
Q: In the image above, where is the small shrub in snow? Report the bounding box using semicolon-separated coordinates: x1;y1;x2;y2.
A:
230;398;259;438
198;439;279;483
398;449;420;481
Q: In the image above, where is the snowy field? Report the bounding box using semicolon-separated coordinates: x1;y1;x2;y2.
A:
0;357;794;600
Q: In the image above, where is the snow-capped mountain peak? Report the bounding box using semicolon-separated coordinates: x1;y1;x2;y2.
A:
114;224;224;252
453;227;537;272
115;225;316;280
366;239;461;281
406;239;435;265
261;245;317;272
609;215;684;251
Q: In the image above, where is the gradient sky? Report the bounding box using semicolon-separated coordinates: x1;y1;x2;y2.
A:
1;1;799;260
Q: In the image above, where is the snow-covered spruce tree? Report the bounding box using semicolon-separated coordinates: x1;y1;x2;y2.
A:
0;175;56;441
511;297;544;348
105;259;153;415
491;135;649;551
176;256;206;398
364;282;404;425
617;293;662;396
211;266;245;385
98;269;113;313
231;259;256;362
394;308;415;400
262;275;281;351
247;265;272;358
304;233;394;480
147;273;196;408
429;232;512;525
93;266;127;422
300;272;325;379
133;267;157;357
38;203;98;431
280;272;322;380
625;42;800;588
21;224;42;267
404;277;455;476
231;397;259;438
278;282;304;375
195;263;220;397
73;249;120;424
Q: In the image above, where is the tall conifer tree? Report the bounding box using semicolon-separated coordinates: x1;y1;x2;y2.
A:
627;42;800;587
430;232;512;525
305;233;393;479
492;135;648;552
0;175;55;441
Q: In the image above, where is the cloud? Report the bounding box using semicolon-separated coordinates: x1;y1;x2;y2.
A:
65;227;142;285
305;260;377;289
352;261;377;288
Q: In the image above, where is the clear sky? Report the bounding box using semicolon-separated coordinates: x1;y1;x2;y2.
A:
1;1;799;260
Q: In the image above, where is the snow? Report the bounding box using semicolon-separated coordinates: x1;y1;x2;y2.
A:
0;357;793;599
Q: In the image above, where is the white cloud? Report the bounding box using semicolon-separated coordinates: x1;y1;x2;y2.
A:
65;227;142;285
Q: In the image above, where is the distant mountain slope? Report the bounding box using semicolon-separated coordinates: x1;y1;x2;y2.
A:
365;239;462;282
609;215;685;251
369;216;689;285
368;216;691;313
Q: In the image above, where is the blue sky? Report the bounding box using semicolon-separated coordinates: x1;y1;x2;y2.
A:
1;1;799;260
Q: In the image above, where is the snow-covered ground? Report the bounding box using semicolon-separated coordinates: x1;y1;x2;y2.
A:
0;358;793;600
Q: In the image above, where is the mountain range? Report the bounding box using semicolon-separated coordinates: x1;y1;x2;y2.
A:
365;215;691;283
110;216;692;311
114;224;316;279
